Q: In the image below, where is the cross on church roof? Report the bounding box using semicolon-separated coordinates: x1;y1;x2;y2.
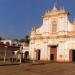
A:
52;2;57;11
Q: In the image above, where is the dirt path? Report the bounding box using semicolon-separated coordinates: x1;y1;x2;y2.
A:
0;63;75;75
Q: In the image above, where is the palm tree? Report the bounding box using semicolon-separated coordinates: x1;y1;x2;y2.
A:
25;35;30;46
19;35;30;46
0;37;2;41
13;39;19;43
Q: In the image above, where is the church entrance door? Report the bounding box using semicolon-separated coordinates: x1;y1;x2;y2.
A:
36;49;40;60
69;49;75;62
50;46;57;61
72;50;75;62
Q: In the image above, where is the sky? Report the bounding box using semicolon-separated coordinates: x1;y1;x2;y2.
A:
0;0;75;39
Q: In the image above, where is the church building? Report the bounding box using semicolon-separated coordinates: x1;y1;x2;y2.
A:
29;4;75;62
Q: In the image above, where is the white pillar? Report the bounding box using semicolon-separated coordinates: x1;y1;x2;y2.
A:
43;42;48;61
30;43;35;60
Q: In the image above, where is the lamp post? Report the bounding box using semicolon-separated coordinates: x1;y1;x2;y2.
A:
19;46;23;63
4;45;7;62
19;52;22;63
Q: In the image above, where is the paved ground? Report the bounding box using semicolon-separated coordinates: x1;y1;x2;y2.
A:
0;62;75;75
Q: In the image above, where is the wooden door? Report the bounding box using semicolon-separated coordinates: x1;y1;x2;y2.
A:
69;50;72;62
50;46;57;61
36;50;40;60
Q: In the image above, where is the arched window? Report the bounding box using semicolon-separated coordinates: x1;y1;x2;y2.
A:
24;51;29;60
52;21;57;32
6;42;10;46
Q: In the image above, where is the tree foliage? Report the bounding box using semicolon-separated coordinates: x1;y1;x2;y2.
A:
19;35;30;46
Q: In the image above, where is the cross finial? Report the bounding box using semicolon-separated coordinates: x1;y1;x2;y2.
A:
53;0;56;6
52;0;57;11
54;1;56;7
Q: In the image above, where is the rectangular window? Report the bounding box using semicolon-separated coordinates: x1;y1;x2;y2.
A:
52;21;57;32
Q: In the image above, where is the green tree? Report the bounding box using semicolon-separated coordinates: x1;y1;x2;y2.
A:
19;35;30;46
25;35;30;46
0;37;2;40
13;39;19;43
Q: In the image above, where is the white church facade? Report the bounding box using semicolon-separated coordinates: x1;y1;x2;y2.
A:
29;5;75;62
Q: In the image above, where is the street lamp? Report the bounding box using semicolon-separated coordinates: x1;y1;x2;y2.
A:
4;45;7;62
19;46;23;63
